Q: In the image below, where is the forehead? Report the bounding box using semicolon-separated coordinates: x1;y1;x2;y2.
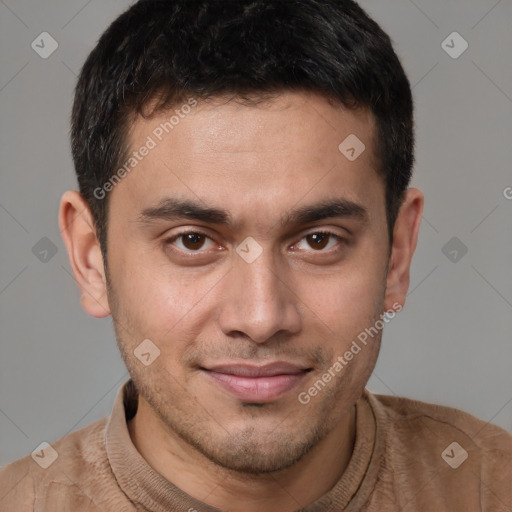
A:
111;91;384;231
133;92;378;159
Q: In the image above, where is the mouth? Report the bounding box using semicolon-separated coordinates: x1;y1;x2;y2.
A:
200;362;313;403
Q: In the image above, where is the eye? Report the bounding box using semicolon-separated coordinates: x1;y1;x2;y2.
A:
295;231;343;252
166;231;217;252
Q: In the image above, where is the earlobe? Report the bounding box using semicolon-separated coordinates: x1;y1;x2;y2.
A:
384;188;424;311
58;190;111;318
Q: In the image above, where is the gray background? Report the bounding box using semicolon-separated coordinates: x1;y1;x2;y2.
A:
0;0;511;467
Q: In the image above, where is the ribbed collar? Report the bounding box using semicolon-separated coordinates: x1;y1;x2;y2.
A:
105;380;381;511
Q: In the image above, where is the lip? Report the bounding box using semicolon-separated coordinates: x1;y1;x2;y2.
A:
201;362;311;402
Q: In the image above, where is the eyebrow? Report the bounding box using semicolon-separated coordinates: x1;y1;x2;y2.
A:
136;197;369;228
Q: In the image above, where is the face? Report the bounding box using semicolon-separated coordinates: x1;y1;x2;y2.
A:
103;92;392;473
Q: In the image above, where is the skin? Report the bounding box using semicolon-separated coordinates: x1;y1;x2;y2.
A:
59;91;423;511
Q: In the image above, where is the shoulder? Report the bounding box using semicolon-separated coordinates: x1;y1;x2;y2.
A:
0;417;109;511
365;390;512;509
368;391;512;452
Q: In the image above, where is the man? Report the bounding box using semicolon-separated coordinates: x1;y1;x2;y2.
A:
1;0;510;510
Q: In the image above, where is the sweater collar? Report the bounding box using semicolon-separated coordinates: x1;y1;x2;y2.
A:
105;379;379;511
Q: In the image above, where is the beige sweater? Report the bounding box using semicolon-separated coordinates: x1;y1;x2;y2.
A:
1;379;511;511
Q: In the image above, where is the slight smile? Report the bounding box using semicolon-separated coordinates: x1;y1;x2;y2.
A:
200;362;313;402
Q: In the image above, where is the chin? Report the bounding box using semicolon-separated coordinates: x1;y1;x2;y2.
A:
185;420;327;475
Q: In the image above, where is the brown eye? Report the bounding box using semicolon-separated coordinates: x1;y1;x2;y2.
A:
181;233;206;250
306;233;330;250
295;231;343;253
168;231;216;252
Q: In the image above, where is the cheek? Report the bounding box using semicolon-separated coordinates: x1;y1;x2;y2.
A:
298;258;386;338
112;254;227;343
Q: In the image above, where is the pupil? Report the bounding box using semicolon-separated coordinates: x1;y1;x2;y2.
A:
184;233;204;250
308;233;328;250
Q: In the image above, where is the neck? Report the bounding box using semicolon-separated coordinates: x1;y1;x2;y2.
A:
128;397;356;512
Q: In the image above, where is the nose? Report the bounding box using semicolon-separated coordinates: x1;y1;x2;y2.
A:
217;247;302;344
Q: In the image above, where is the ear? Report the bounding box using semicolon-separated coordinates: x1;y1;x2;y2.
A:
58;190;111;318
384;188;424;311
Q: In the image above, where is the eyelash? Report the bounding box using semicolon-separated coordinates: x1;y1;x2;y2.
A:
165;230;219;253
164;230;346;255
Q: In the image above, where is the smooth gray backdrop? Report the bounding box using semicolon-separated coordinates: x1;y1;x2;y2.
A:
1;0;511;467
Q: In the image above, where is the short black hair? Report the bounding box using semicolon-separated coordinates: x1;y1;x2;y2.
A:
71;0;414;259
